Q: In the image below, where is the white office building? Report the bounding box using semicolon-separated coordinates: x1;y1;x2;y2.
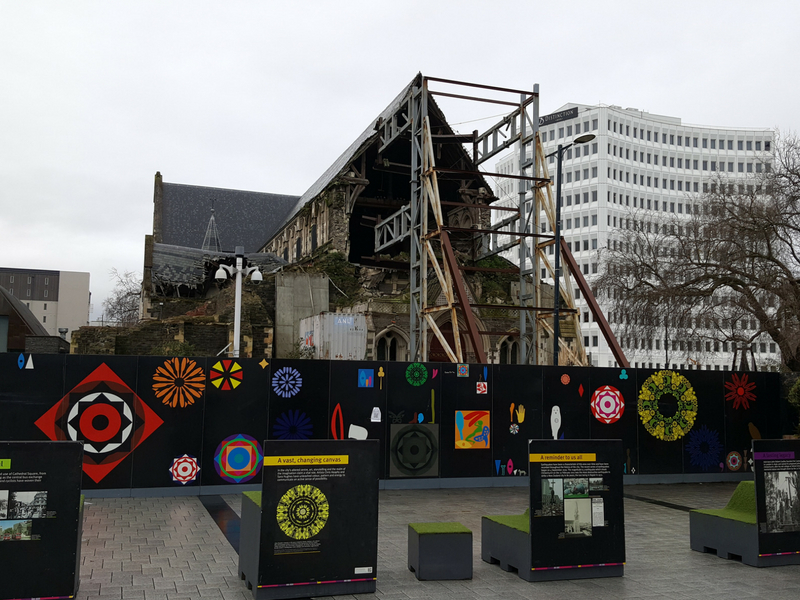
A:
0;268;90;342
494;103;776;370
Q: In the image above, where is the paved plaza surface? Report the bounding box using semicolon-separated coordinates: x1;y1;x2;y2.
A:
77;482;800;600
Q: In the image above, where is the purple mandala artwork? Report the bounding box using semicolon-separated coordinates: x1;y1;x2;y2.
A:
273;409;313;440
686;425;723;471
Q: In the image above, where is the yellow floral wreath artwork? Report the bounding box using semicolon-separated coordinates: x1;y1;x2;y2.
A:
637;370;698;441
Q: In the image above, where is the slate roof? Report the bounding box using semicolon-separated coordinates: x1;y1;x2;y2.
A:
0;285;49;336
150;243;287;290
160;182;299;253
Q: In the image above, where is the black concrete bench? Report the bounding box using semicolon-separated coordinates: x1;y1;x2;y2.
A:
690;480;800;567
408;522;472;580
481;510;534;581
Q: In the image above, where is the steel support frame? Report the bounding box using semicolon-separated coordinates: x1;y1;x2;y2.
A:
401;75;594;366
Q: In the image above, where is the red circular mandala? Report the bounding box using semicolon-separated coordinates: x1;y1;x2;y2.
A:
169;454;200;484
591;385;625;424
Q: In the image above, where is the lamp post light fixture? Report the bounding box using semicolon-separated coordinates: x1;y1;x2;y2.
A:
214;246;263;358
548;133;595;366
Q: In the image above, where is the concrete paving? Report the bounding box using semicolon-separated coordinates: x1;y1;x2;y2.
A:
77;482;800;600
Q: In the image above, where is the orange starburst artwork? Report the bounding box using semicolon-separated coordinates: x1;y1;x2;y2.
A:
152;358;206;408
724;373;756;410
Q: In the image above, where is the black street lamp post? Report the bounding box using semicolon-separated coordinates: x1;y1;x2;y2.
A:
549;133;595;366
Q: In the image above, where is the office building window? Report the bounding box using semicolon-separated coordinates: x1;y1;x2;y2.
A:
43;316;46;323
747;141;752;150
592;119;598;130
44;290;48;298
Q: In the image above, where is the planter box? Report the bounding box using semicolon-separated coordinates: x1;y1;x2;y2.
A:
408;522;472;580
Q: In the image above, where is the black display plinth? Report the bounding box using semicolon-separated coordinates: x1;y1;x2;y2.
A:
482;439;625;581
0;441;84;600
239;439;379;599
691;440;800;567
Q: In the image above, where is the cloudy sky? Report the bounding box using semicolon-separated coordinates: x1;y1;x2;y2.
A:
2;1;798;319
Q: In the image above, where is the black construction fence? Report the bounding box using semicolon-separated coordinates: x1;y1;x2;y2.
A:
0;353;792;492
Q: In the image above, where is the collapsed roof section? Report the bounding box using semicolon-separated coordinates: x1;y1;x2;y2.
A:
263;73;496;267
148;243;286;297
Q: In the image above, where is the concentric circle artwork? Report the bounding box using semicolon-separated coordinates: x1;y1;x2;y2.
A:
169;454;200;484
726;451;742;472
637;370;697;441
276;484;329;540
213;434;263;483
590;385;625;424
405;362;428;386
272;367;303;398
153;357;205;408
66;391;133;454
210;360;243;391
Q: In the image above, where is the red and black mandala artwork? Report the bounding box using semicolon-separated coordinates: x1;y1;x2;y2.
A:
34;363;163;483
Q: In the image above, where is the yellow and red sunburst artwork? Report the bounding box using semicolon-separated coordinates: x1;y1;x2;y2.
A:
724;373;756;410
152;358;206;408
210;360;243;391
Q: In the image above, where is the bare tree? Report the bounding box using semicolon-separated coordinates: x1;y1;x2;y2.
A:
102;269;142;326
596;133;800;370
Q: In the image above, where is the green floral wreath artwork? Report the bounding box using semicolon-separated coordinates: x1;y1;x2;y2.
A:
406;362;428;386
638;370;698;441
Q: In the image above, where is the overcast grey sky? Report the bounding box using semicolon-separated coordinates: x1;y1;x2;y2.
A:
2;1;798;319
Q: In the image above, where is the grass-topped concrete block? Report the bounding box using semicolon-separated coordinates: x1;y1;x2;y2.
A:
481;509;532;580
239;492;262;594
689;481;799;567
408;522;472;580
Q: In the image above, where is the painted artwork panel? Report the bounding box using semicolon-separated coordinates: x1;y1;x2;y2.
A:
130;357;206;488
724;371;781;474
634;369;685;475
541;367;592;441
38;356;152;490
268;360;330;443
680;370;725;474
199;358;269;486
589;368;639;476
328;361;388;479
0;354;66;445
439;365;492;478
491;364;542;479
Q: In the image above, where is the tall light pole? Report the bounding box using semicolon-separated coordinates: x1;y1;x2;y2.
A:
215;246;263;358
549;133;595;366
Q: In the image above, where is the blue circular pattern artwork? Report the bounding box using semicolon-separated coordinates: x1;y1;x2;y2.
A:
272;367;303;398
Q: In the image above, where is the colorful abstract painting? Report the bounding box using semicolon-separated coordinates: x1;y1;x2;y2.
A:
210;360;243;391
213;434;263;483
358;369;374;388
454;410;490;449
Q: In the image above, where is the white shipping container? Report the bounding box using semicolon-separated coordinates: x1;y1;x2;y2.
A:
299;313;367;360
